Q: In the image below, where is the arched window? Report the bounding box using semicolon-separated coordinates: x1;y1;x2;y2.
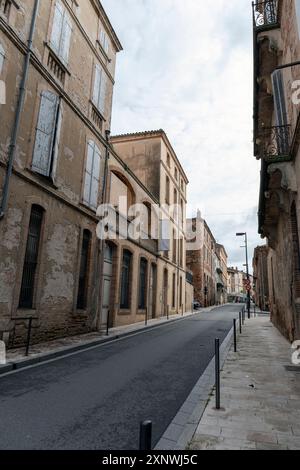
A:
110;171;135;212
175;167;178;181
165;176;170;205
0;43;5;74
167;153;171;168
120;250;132;309
19;205;44;309
77;230;92;310
138;258;148;310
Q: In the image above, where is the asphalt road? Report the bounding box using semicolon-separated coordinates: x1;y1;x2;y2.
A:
0;304;240;450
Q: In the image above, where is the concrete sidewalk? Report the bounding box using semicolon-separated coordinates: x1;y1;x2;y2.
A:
190;316;300;450
1;306;218;374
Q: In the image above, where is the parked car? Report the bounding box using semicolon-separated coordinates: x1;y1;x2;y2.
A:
193;301;202;311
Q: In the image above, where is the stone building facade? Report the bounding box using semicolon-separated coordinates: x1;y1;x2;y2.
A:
110;130;190;320
0;3;194;347
0;0;123;346
253;0;300;340
186;211;228;307
253;245;270;311
215;244;228;305
227;267;246;301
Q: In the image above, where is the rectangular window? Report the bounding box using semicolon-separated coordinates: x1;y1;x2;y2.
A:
32;91;62;180
173;230;177;264
19;206;44;309
120;251;132;309
0;0;12;19
83;141;101;210
93;64;107;115
172;273;176;308
179;276;183;307
159;219;170;252
138;259;148;310
271;70;287;126
99;29;110;55
50;1;72;65
77;230;91;310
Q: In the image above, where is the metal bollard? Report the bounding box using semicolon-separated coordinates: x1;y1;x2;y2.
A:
233;319;237;353
145;307;148;327
139;420;152;451
215;338;220;410
25;317;33;357
167;306;169;320
239;312;242;334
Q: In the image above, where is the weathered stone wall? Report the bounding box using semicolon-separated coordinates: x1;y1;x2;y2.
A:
0;0;121;346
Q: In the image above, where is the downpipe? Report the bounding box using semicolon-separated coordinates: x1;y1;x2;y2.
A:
0;0;40;220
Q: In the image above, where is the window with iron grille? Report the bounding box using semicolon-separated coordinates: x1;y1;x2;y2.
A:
120;250;132;309
138;258;148;310
77;230;91;310
19;206;44;309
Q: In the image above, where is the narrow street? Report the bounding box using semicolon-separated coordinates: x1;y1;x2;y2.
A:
0;305;239;450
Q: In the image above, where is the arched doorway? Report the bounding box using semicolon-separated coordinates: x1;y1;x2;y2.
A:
101;242;114;328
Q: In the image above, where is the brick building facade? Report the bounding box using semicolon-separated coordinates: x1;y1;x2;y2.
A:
253;245;270;311
253;0;300;340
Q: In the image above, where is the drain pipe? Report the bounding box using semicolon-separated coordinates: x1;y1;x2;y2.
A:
0;0;40;220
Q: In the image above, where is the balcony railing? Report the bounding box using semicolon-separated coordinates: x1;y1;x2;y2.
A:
252;0;279;30
258;125;292;163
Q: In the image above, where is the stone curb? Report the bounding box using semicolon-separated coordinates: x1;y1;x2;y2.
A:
155;325;234;451
0;308;218;377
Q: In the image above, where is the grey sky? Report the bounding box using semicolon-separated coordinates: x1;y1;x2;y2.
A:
102;0;265;270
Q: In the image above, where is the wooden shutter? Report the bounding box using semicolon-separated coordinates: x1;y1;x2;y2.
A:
51;2;64;56
32;91;59;177
99;72;106;115
272;70;287;126
60;12;72;64
51;101;63;182
83;141;101;210
93;64;102;108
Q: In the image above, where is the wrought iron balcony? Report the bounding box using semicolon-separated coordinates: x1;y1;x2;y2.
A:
252;0;280;31
257;125;292;163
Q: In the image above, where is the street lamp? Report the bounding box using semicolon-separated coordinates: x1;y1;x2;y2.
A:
236;232;251;319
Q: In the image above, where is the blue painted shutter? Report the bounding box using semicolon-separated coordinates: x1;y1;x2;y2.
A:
32;91;59;177
51;2;64;56
83;141;101;210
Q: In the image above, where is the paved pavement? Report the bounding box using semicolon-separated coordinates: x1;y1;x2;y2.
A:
0;304;239;450
190;315;300;450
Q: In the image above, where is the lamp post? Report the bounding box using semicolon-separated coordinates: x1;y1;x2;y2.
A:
236;232;251;319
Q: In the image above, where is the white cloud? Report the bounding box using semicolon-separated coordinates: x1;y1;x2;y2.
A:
102;0;266;269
